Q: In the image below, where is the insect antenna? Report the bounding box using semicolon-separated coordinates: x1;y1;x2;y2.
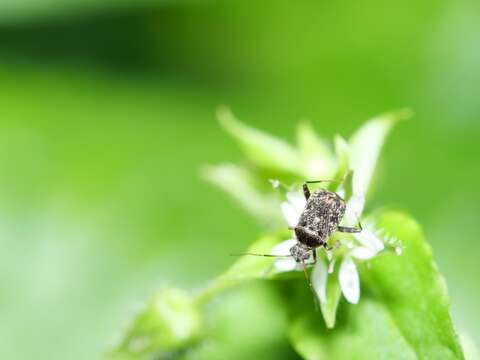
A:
230;254;320;309
305;178;344;184
229;253;292;258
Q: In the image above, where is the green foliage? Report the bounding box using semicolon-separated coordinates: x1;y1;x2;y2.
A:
217;106;301;176
3;3;480;358
316;261;342;329
0;0;169;24
202;164;282;225
111;111;464;359
219;233;282;281
348;109;412;196
296;122;336;179
110;289;202;359
289;211;463;360
363;212;463;358
179;283;298;360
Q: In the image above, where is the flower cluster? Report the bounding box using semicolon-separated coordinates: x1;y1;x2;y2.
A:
271;184;401;305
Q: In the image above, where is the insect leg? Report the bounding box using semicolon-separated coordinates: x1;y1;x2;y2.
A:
304;248;318;266
304;178;344;199
337;220;363;233
302;183;311;200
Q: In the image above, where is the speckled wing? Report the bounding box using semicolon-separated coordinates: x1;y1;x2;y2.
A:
297;189;346;238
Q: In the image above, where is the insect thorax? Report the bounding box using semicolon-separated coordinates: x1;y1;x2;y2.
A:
297;189;346;243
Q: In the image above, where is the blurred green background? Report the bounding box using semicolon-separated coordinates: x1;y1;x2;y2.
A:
0;0;479;358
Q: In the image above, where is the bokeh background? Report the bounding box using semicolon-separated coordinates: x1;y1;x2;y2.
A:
0;0;479;358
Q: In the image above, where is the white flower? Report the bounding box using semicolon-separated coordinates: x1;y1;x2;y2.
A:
346;195;384;260
311;258;328;303
322;223;387;304
312;193;388;304
338;256;360;304
271;238;299;272
311;255;362;305
342;193;365;225
272;191;308;272
280;191;306;228
272;185;394;305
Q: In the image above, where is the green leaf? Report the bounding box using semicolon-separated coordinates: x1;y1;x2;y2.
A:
348;109;412;196
320;263;342;329
333;135;350;178
0;0;175;24
202;163;283;224
195;233;286;305
296;122;336;178
290;300;420;360
221;233;282;281
342;170;354;201
288;211;464;360
110;289;202;359
217;107;301;174
183;283;298;360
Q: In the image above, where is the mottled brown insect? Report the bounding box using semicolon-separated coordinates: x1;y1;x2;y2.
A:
234;179;362;298
289;181;362;264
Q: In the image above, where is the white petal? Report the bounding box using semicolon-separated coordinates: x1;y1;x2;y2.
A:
274;258;298;272
326;249;333;262
339;256;360;304
354;229;384;253
281;202;301;227
311;258;328;304
271;239;297;256
286;191;306;213
343;194;365;225
328;259;335;274
269;179;280;188
350;246;377;260
272;239;298;272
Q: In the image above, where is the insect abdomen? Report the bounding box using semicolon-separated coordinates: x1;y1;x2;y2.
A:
297;189;346;238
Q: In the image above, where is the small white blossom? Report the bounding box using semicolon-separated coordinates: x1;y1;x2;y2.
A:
354;228;384;253
271;239;298;272
280;191;306;227
343;194;365;225
273;185;398;305
269;179;281;189
338;256;360;304
274;191;307;272
333;192;386;303
311;258;328;303
350;246;377;260
327;258;335;274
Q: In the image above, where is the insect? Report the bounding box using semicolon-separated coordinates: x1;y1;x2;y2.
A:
289;180;362;265
238;179;362;293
